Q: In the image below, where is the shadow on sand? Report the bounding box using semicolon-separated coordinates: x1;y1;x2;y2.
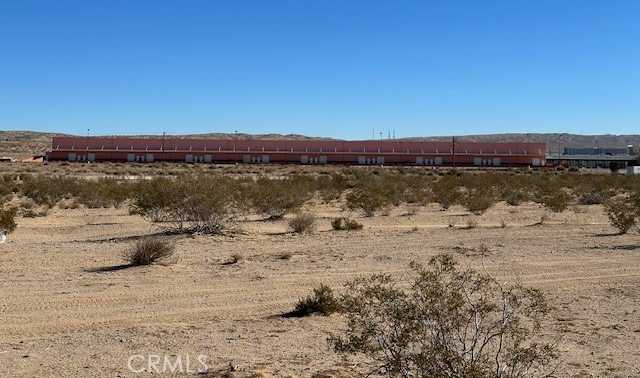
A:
84;263;136;273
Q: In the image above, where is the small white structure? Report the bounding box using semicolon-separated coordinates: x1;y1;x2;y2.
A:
626;166;640;175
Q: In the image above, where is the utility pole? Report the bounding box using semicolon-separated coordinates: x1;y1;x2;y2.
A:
451;136;456;168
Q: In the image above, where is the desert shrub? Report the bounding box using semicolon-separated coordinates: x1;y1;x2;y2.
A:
132;176;234;234
330;254;558;377
288;284;341;317
58;198;81;209
344;172;407;216
130;177;176;221
431;175;463;209
503;189;526;206
223;253;242;265
0;175;17;200
461;189;496;215
20;207;49;218
346;187;391;217
247;177;312;219
20;175;79;206
578;191;607;205
403;204;419;216
125;237;176;266
605;197;637;234
168;191;231;234
16;175;134;209
0;208;17;234
289;212;316;234
540;190;571;213
76;179;133;208
464;217;478;229
331;217;363;231
316;173;349;203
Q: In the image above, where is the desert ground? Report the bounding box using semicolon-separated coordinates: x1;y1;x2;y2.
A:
1;197;639;377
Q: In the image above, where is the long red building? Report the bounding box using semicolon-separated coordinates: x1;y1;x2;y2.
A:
46;136;547;167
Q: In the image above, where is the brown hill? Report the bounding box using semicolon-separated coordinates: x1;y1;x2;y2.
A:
0;131;332;158
0;131;69;159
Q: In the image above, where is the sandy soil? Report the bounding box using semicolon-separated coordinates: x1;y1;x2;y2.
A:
1;202;639;377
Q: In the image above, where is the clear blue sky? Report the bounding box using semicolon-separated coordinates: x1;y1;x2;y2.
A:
1;1;638;139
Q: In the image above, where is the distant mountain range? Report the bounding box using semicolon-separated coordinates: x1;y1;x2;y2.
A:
2;130;639;158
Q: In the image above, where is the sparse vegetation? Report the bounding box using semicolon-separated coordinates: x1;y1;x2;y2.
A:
289;212;316;234
247;177;311;220
462;188;496;215
346;187;390;217
124;238;176;266
0;207;17;234
503;189;526;206
287;284;341;317
605;197;638;234
223;253;242;265
464;217;478;229
132;176;234;234
3;166;640;376
331;217;363;231
540;190;571;213
578;191;607;205
329;254;559;377
3;170;640;237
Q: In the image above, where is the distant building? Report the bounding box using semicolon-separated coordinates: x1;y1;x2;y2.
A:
46;136;548;167
547;145;637;169
627;166;640;175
